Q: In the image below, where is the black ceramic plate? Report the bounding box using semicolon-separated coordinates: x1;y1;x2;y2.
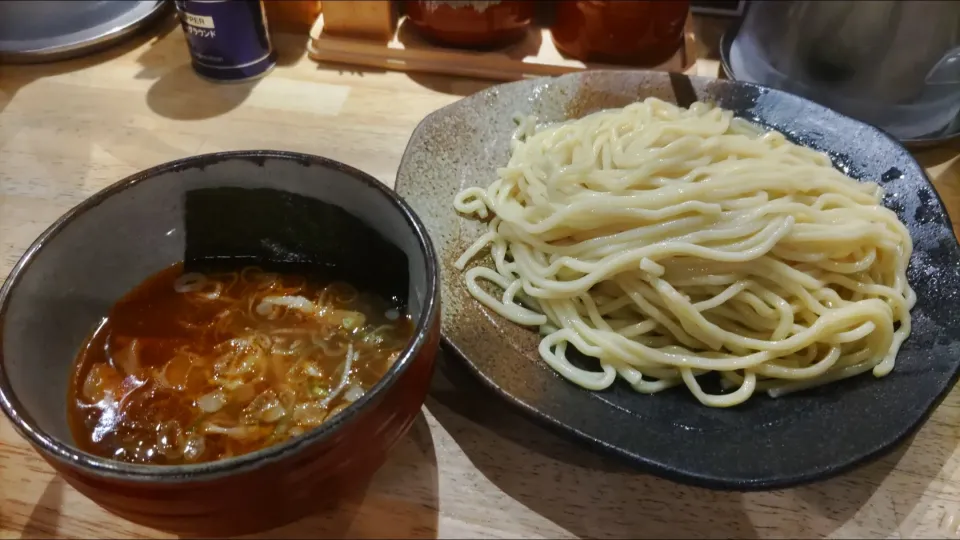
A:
395;71;960;490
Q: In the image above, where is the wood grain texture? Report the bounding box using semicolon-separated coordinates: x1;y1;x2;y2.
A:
2;17;960;540
306;13;699;82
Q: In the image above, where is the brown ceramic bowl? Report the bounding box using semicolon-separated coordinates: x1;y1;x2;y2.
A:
0;151;441;536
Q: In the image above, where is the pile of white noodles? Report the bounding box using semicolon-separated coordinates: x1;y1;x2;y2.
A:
452;97;915;407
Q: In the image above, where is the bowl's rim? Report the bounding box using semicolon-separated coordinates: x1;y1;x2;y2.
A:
395;69;960;490
0;149;441;482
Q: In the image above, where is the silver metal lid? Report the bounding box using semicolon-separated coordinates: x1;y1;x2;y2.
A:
0;0;172;64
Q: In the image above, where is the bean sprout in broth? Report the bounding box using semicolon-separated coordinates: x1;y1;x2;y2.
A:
67;263;414;465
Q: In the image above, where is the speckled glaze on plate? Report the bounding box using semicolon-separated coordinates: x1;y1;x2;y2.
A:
395;70;960;490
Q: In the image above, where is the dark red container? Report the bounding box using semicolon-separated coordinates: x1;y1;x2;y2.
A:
404;0;535;49
551;0;690;66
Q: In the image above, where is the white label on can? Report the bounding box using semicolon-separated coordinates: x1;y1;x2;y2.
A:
184;12;215;29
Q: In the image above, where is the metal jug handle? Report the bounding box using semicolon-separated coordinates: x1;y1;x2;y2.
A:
926;46;960;85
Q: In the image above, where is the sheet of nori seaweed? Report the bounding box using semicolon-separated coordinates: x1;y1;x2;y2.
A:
182;187;409;304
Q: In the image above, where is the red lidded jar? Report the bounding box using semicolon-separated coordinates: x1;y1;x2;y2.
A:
404;1;536;49
551;0;690;66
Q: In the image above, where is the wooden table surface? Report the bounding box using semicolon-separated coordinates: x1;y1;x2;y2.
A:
2;18;960;540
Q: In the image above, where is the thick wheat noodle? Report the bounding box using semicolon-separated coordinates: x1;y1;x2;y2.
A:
452;97;915;407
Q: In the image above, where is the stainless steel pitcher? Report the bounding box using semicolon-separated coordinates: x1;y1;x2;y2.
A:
729;0;960;139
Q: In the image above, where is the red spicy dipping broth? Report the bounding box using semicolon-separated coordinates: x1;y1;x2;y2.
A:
68;263;414;465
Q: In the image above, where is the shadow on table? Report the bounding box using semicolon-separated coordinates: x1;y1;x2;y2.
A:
404;72;499;97
428;348;951;539
0;12;178;99
18;476;65;539
914;140;960;239
143;62;263;121
692;15;733;63
397;17;534;97
142;25;318;120
241;412;440;540
0;12;178;144
0;15;183;261
311;60;388;77
915;140;960;173
16;415;438;540
135;24;262;121
273;32;310;68
139;14;329;120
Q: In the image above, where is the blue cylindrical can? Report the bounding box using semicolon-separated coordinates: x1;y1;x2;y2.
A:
174;0;277;82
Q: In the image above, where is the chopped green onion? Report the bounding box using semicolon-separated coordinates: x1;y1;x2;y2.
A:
265;419;290;444
186;413;210;434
